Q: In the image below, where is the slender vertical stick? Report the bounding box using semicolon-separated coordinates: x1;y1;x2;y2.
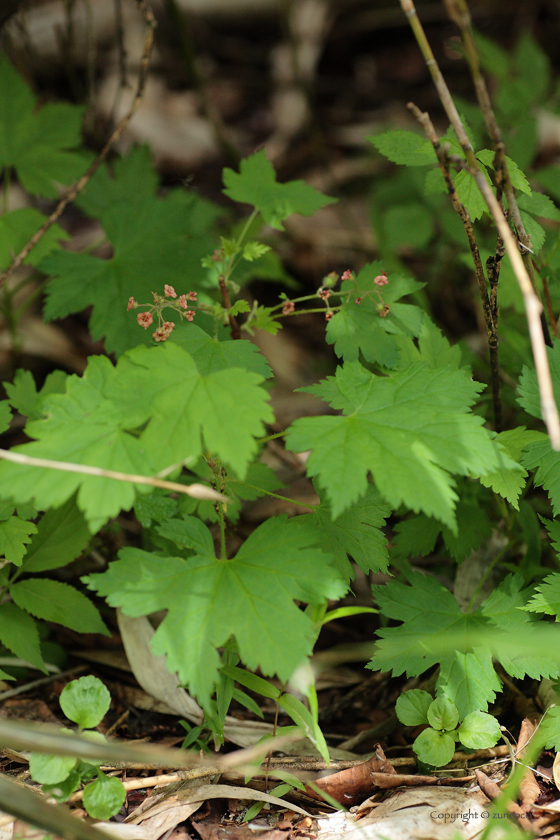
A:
453;157;560;448
0;0;156;288
408;103;502;430
442;0;551;346
399;0;560;449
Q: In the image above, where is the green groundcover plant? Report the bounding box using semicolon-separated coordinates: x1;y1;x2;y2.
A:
5;13;560;779
29;676;126;820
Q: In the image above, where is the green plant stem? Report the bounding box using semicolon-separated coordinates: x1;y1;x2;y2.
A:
217;501;227;560
2;165;10;214
230;480;319;511
279;307;342;318
255;431;287;444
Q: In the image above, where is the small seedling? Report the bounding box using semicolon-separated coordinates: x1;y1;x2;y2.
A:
396;689;501;767
29;675;126;820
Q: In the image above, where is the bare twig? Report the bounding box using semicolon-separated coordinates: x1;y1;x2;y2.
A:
451;156;560;448
408;102;502;430
442;0;551;346
0;0;156;288
399;0;560;449
0;448;227;502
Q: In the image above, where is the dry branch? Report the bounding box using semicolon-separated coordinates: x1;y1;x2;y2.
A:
0;448;226;502
0;0;156;288
399;0;560;449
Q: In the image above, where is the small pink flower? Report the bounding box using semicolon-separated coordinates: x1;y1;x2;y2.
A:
378;305;390;317
355;297;363;304
162;321;175;335
186;310;195;321
137;311;154;329
178;294;188;309
341;269;353;282
318;288;331;300
164;284;177;298
153;328;167;342
282;300;295;315
325;310;334;321
187;291;197;301
127;296;136;310
374;271;388;286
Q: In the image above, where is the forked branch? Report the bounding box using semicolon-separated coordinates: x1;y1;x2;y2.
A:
399;0;560;449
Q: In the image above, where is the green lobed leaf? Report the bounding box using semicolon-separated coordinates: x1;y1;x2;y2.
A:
0;399;12;434
441;500;492;563
222;149;337;230
9;579;109;636
0;516;37;565
367;131;435;166
84;515;345;705
391;514;440;561
479;574;560;680
369;572;486;678
476;427;540;509
524;572;560;617
0;209;69;270
0;344;272;529
370;573;555;714
0;57;90;198
20;497;91;573
395;689;431;726
296;484;390;583
540;706;560;750
472;29;510;82
134;493;178;529
381;204;434;251
476;150;531;196
520;440;560;517
517;191;560;221
107;342;274;478
60;676;111;729
0;356;152;532
5;369;67;421
436;647;501;719
453;165;493;221
288;360;509;528
520;212;546;254
325;263;424;368
514;32;551;103
41;147;220;356
170;323;272;378
0;602;45;672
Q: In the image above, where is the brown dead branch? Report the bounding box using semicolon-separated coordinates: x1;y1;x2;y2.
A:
0;0;156;289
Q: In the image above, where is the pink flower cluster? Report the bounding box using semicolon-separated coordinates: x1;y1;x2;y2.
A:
128;285;199;343
374;271;388;286
179;291;197;309
153;321;175;342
